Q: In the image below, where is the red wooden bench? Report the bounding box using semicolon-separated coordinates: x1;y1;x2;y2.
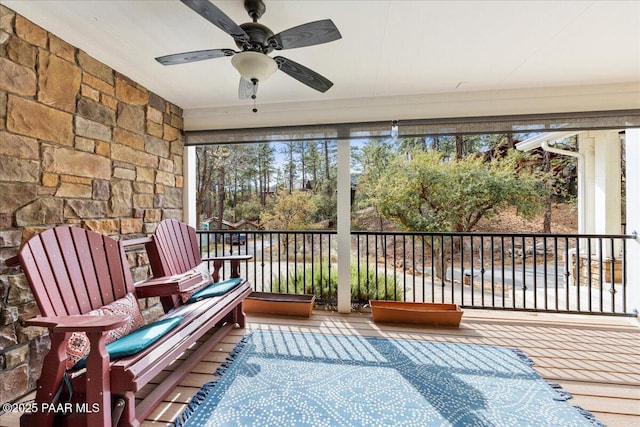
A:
142;219;252;313
6;221;251;427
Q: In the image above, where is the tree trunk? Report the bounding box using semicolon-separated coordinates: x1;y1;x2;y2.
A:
429;238;449;283
455;135;464;159
217;168;225;230
323;141;332;200
542;151;552;233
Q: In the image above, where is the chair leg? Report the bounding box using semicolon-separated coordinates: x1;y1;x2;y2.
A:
25;332;70;427
236;302;246;328
220;302;246;328
115;392;137;427
86;332;112;427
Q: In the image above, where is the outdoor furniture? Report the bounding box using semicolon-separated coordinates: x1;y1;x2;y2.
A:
6;223;251;427
143;219;252;313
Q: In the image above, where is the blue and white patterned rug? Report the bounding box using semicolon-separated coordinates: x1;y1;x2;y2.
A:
174;331;604;427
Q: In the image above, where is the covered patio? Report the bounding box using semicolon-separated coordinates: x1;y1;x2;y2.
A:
1;1;639;426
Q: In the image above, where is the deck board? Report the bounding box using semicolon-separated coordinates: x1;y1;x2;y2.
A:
0;309;637;427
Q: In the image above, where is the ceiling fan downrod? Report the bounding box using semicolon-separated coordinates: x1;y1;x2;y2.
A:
244;0;266;22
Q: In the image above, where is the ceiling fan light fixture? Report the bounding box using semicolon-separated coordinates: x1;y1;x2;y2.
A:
231;51;277;82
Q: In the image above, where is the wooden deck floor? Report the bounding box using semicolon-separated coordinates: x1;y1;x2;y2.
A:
2;309;639;426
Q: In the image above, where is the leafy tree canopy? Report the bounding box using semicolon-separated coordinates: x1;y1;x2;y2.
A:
360;149;547;232
260;190;318;230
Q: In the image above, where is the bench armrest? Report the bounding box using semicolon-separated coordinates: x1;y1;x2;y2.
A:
4;255;20;267
120;236;153;248
202;254;253;262
135;272;206;298
25;314;129;333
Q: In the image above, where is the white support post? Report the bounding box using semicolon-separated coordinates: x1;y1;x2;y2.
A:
336;138;352;313
593;130;622;258
625;128;640;315
183;145;197;227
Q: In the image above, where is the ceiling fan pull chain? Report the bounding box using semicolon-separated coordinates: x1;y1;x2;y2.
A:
252;78;258;113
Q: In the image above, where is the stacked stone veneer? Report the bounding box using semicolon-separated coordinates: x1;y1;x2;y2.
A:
0;6;184;405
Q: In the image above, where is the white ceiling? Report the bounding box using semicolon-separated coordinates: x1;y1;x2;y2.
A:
4;0;640;130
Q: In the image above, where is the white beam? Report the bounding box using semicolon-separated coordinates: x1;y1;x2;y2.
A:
184;83;640;131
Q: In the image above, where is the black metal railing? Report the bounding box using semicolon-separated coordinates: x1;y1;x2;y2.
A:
199;230;338;303
198;229;636;315
353;231;635;316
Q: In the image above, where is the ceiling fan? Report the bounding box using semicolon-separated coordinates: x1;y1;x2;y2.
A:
156;0;342;106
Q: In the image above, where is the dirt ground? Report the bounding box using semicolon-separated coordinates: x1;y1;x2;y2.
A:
475;202;578;234
353;202;578;234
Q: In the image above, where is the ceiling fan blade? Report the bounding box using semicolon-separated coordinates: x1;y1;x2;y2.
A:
238;78;258;100
155;48;235;65
180;0;249;43
274;56;333;93
269;19;341;50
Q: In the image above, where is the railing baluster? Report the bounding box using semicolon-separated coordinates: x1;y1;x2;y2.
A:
500;236;505;309
327;233;332;301
450;234;455;303
564;237;570;312
575;237;580;311
609;238;615;313
365;234;370;301
430;235;435;303
532;235;537;310
440;236;445;303
511;236;516;309
543;237;548;310
521;235;526;310
411;234;415;302
460;235;465;306
375;234;380;300
480;236;485;308
470;236;475;306
553;236;558;311
621;238;627;313
421;235;426;303
490;236;495;308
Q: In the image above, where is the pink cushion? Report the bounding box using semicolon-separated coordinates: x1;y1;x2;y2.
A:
65;292;145;370
179;262;213;303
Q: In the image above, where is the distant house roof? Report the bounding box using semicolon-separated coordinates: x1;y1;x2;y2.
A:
204;217;259;230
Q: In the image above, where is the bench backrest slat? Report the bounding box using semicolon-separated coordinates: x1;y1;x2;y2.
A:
58;227;92;313
153;219;202;276
18;226;135;317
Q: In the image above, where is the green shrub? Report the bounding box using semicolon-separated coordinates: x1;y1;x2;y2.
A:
269;260;404;301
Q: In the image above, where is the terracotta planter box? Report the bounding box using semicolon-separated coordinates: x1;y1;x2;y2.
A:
370;301;463;327
244;292;315;317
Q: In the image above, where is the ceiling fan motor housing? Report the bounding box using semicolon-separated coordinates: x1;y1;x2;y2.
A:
236;22;275;53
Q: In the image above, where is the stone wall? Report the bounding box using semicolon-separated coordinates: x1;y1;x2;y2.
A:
0;6;184;405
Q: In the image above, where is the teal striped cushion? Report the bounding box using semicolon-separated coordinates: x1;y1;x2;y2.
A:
74;316;183;369
187;278;243;303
